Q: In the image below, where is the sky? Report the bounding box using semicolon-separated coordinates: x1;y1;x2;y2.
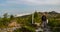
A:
0;0;60;16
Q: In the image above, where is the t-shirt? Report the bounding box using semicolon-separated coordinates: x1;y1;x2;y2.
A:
42;15;47;21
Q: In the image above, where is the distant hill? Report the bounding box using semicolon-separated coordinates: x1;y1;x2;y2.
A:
15;11;60;19
48;11;58;14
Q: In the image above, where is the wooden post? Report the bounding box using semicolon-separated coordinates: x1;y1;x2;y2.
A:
32;13;34;24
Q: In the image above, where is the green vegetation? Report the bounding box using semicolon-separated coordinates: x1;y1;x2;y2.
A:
0;11;60;32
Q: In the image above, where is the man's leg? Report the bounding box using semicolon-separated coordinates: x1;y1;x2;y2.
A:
44;21;47;28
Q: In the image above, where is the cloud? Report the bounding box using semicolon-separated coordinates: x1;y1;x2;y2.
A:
0;0;60;7
24;0;60;5
4;0;60;6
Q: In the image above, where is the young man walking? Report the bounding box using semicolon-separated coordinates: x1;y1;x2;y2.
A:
41;13;48;32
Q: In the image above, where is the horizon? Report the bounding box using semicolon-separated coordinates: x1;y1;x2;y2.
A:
0;11;59;17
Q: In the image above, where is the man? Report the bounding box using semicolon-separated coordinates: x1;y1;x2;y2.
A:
41;13;47;28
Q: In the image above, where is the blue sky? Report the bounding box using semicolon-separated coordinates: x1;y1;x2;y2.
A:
0;0;60;16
